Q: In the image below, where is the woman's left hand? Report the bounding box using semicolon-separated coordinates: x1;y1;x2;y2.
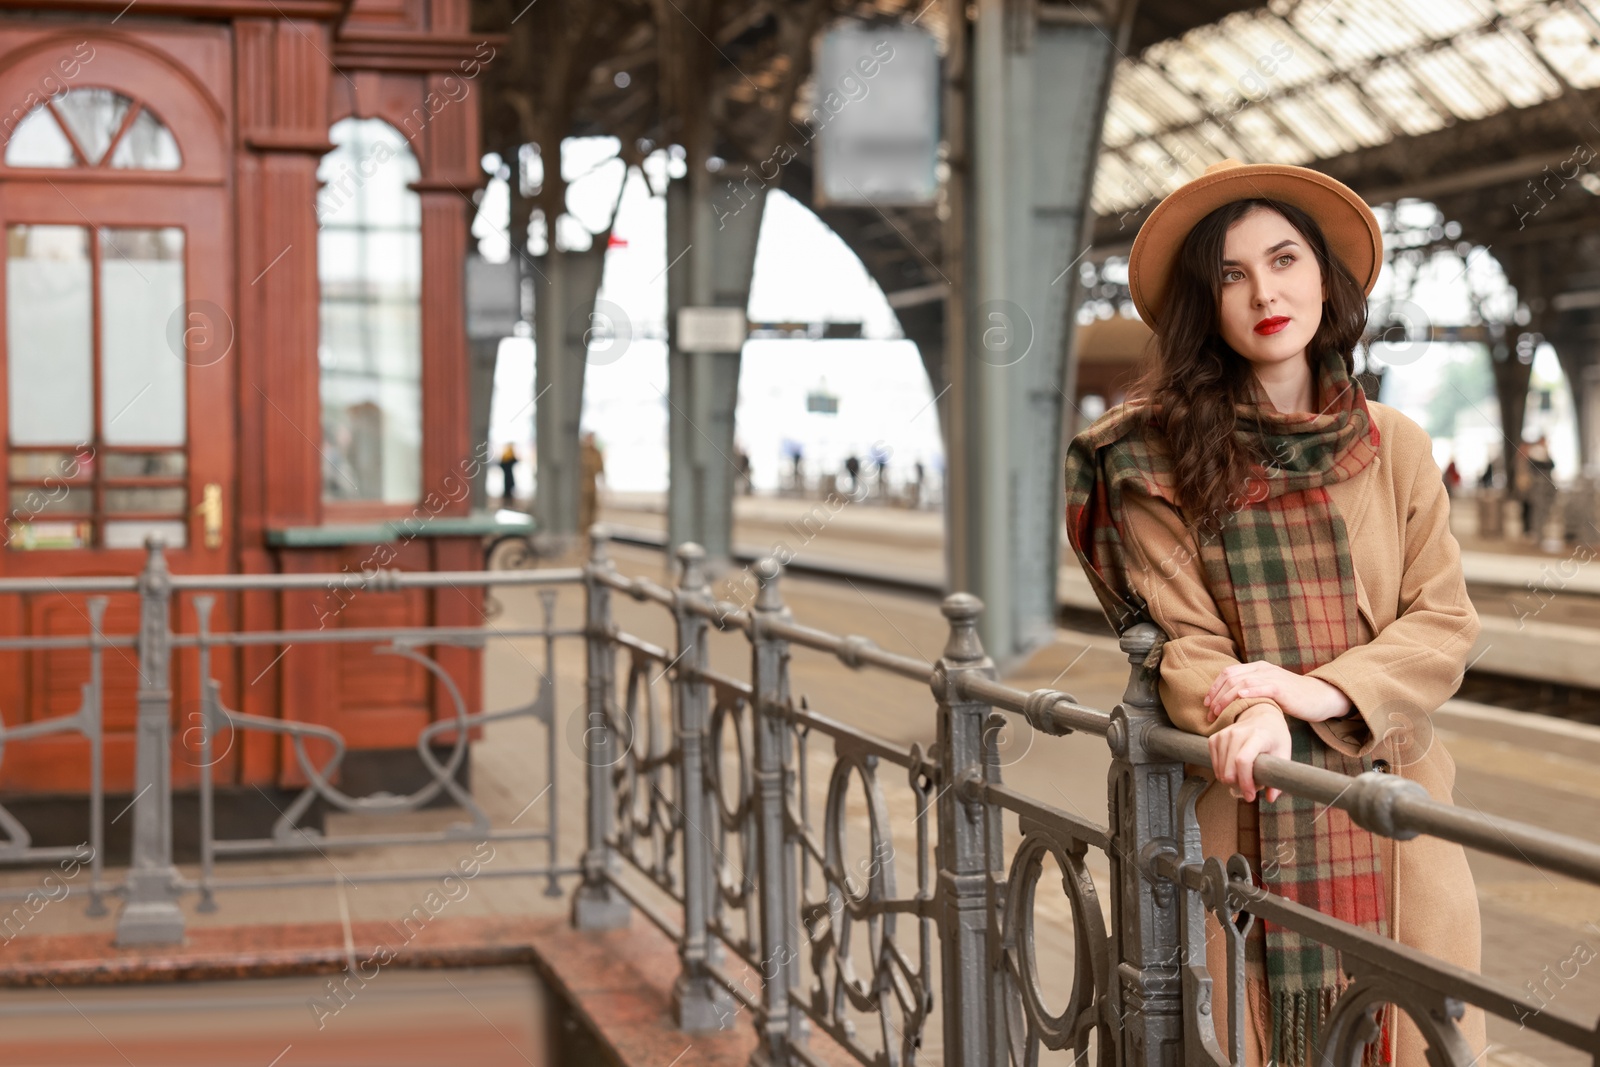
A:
1204;661;1352;724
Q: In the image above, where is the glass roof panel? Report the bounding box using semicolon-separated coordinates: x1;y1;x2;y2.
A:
1526;9;1600;89
1357;63;1450;135
1268;92;1352;157
1100;114;1135;149
1473;26;1564;104
1101;94;1146;148
1273;83;1376;156
1497;0;1552;16
1406;47;1503;120
1310;80;1394;146
1153;44;1238;113
1092;155;1147;215
1125;138;1183;181
1120;64;1205;130
1097;0;1600;214
1193;119;1253;163
1190;30;1267;91
1222;15;1327;89
1228;102;1313;164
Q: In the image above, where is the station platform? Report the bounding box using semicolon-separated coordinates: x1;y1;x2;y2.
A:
596;489;1600;708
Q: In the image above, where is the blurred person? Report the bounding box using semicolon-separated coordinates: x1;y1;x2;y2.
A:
1527;435;1556;541
579;432;605;535
735;445;753;495
869;442;890;499
1478;451;1498;490
1513;441;1534;537
783;439;805;495
843;454;861;496
1442;457;1461;497
1062;159;1484;1067
498;443;518;503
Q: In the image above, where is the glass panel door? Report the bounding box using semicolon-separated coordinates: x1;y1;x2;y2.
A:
5;224;190;550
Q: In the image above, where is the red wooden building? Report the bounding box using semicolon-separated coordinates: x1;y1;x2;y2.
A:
0;1;498;797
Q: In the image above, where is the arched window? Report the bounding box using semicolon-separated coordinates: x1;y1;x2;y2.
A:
4;87;181;170
317;118;422;505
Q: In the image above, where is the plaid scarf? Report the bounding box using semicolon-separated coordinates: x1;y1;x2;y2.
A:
1062;348;1390;1067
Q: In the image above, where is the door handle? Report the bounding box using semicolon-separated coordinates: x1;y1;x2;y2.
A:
196;482;223;549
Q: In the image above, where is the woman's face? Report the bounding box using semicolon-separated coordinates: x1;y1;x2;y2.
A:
1216;207;1326;377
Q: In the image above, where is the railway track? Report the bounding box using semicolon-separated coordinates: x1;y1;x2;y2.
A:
598;522;1600;724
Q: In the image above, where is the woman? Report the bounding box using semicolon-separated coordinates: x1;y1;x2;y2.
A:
1063;158;1484;1067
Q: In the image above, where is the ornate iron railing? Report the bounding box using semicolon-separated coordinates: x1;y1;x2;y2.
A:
0;540;580;944
4;530;1598;1067
571;529;1600;1067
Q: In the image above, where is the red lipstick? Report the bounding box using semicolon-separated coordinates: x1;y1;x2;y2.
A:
1255;316;1290;335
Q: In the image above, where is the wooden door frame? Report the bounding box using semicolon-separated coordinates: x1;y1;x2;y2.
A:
0;180;235;579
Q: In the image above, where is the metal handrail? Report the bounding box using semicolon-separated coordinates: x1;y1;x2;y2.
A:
569;528;1591;1067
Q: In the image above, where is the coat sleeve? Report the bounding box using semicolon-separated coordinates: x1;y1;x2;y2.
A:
1117;488;1287;738
1305;419;1482;759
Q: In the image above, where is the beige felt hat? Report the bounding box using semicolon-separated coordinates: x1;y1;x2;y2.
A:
1126;157;1383;328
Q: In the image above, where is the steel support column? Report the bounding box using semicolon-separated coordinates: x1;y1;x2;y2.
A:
533;241;608;545
946;0;1131;667
664;154;767;575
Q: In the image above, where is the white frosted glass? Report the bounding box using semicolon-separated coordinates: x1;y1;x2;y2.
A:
7;225;91;444
53;88;130;166
318;118;423;503
321;378;422;503
104;519;186;549
101;228;186;445
108;107;182;170
318;118;421;228
4;105;75;167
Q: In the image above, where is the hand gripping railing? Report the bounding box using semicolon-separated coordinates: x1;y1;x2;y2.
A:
571;527;1600;1067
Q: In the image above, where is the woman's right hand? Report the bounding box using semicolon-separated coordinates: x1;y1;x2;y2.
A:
1208;702;1291;803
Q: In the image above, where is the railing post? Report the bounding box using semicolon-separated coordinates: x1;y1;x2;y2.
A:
749;557;802;1064
930;593;1005;1066
1106;622;1184;1067
672;542;735;1030
115;538;184;945
573;525;631;930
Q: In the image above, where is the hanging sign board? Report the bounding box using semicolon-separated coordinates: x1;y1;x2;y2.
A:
465;254;522;339
677;306;748;352
813;24;939;207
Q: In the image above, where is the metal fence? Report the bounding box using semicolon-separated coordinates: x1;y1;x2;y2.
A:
571;530;1600;1067
0;540;581;944
4;532;1599;1066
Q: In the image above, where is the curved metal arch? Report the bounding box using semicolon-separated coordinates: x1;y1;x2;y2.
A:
795;737;933;1067
998;824;1111;1066
705;683;757;912
1319;973;1473;1067
611;646;682;892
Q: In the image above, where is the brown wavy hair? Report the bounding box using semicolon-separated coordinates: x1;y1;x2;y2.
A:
1122;198;1369;543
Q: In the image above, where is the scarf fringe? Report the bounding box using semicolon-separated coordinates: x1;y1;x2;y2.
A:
1265;985;1393;1067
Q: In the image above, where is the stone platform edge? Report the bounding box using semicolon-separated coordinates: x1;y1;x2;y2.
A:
0;912;859;1067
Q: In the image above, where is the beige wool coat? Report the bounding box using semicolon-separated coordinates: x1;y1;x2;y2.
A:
1114;398;1486;1066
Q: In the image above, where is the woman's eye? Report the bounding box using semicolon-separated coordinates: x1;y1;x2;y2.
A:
1277;254;1295;266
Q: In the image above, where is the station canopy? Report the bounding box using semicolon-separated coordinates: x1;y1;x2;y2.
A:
1095;0;1600;215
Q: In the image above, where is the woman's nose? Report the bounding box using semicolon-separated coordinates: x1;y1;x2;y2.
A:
1251;275;1276;306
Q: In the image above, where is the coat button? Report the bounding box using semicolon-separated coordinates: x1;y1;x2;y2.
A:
1372;758;1389;773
